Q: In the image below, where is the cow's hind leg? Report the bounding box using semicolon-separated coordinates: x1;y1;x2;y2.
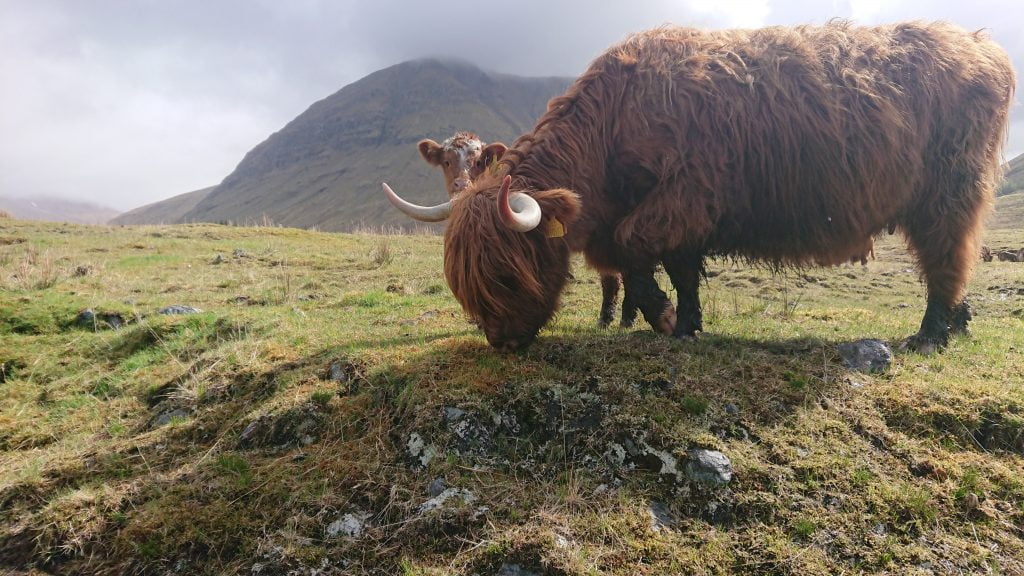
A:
662;250;704;338
621;269;675;334
901;175;988;354
598;273;620;328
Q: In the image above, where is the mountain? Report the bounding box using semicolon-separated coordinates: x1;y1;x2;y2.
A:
109;186;214;226
999;152;1024;196
0;196;120;224
179;59;572;230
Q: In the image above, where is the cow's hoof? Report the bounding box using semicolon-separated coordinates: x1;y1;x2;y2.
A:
619;317;636;329
898;334;943;355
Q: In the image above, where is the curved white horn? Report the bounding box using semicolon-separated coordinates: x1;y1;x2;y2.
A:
382;182;452;222
497;175;541;232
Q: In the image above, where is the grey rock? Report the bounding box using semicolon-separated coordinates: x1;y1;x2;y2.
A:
496;564;539;576
428;477;447;497
648;500;676;531
326;512;370;539
76;308;96;327
838;339;892;374
418;487;476;513
154;408;190;427
685;449;733;487
444;406;467;422
407;432;439;467
725;403;739;415
159;305;202;315
100;312;125;329
212;254;225;264
232;249;249;258
328;362;348;383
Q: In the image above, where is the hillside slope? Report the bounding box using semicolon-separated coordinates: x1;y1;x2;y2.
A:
989;189;1024;229
181;60;571;230
999;152;1024;196
109;186;214;226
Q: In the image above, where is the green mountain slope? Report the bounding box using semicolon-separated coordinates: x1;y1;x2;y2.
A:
989;190;1024;229
998;152;1024;196
108;186;214;226
180;59;571;230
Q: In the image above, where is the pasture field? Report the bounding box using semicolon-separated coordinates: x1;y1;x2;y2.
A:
1;219;1022;575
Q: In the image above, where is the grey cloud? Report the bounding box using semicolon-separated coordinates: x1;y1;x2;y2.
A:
1;0;1021;210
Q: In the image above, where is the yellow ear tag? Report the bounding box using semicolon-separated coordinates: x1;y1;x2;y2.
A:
546;217;566;238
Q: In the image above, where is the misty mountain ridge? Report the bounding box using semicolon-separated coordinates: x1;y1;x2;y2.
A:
0;196;120;225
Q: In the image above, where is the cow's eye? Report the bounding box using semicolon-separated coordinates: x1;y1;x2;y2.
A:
444;161;451;168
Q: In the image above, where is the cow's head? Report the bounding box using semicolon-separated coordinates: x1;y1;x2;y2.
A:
418;132;508;196
383;174;580;350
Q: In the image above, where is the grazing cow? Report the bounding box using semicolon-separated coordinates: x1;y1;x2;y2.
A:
816;236;875;267
387;22;1014;353
995;249;1022;262
415;132;641;328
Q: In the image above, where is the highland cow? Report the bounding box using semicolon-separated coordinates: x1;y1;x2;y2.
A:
386;22;1014;352
414;132;641;327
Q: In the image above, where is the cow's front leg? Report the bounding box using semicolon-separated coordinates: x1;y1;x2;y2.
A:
662;250;704;338
621;269;675;334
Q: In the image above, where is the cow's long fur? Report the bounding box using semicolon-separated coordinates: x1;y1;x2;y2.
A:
445;21;1014;351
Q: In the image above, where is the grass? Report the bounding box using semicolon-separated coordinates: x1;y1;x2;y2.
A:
0;218;1022;575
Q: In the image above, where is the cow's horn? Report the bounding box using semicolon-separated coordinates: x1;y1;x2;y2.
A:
381;183;452;222
497;175;541;232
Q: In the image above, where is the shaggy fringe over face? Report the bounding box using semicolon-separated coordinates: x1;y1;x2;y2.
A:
444;174;580;348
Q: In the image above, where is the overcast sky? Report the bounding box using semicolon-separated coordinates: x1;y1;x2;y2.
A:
1;0;1021;212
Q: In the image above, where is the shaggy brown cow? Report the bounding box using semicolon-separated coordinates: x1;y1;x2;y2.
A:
415;132;642;328
388;22;1014;353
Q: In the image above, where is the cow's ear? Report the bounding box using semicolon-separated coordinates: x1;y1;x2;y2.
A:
535;188;581;231
480;143;508;172
418;139;443;165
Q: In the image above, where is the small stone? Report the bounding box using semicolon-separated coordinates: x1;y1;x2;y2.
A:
76;308;97;327
328;362;348;383
496;563;539;576
872;523;887;536
838;339;892;374
239;419;262;444
418;488;476;513
212;254;225;264
73;265;92;277
444;406;467;422
153;408;190;427
725;403;739;415
326;512;370;539
407;432;439;467
685;449;733;487
648;500;675;531
427;477;447;497
962;492;980;512
100;312;125;329
159;305;202;315
232;249;248;258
